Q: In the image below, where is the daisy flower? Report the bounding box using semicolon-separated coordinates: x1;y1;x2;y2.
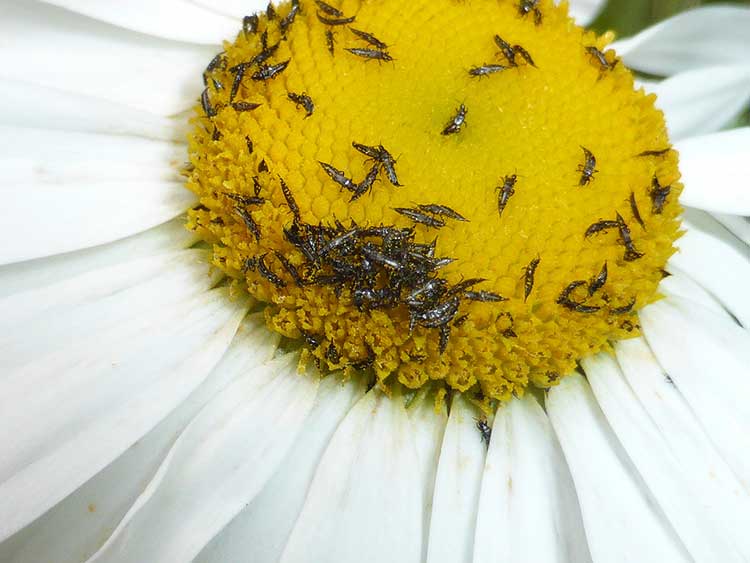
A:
1;1;749;562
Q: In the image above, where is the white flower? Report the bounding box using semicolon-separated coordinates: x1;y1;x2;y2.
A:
1;1;749;563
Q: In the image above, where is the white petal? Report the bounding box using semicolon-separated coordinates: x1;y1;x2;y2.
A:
658;269;728;319
0;81;183;141
408;391;448;551
640;296;750;490
426;395;486;563
563;0;606;26
0;313;278;563
191;0;267;20
194;375;364;563
0;179;194;266
677;127;750;215
712;213;750;246
87;353;318;563
0;0;214;116
0;286;249;542
612;5;750;75
473;394;591;563
40;0;240;45
652;66;750;140
280;390;424;563
547;373;691;563
670;210;750;327
584;347;750;562
0;126;186;185
0;217;197;299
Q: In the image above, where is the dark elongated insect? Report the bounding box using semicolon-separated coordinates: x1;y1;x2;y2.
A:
649;176;671;214
231;101;262;112
585;219;619;238
242;256;257;272
350;27;388;49
417;204;468;222
273;250;304;286
494;35;516;63
629;192;646;230
394;207;446;228
245;136;254;154
258;253;286;288
439;324;450;354
229;64;247;101
223;192;265;206
496;174;517;217
352;142;401;186
279;0;300;34
243;43;280;68
242;15;259;36
234;206;261;240
299;328;322;349
350;164;380;201
258;159;269;173
211;78;224;91
636;148;672;157
512;45;536;67
315;0;343;16
611;297;636;315
266;3;277;20
325;30;335;54
447;277;487;297
476;417;492;447
205;53;226;74
441;104;467;135
351;344;376;370
616;212;644;261
253;176;262;196
325;341;340;364
345;47;393;61
319;161;357;191
279;176;301;220
465;290;507;302
201;88;217;118
211;126;222;141
578;146;598;186
413;297;461;328
588;262;608;296
287;92;314;117
518;0;542;25
252;60;290;81
317;13;356;25
585;46;617;71
261;30;269;50
557;280;601;313
469;64;508;77
524;256;540;302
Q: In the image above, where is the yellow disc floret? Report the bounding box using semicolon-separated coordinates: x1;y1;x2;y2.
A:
185;0;682;402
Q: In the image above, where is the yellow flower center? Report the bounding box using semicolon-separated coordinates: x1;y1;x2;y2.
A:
185;0;682;403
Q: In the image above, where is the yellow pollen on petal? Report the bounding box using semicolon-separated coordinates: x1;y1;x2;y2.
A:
185;0;682;402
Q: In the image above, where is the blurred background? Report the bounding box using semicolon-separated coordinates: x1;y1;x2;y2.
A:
591;0;750;36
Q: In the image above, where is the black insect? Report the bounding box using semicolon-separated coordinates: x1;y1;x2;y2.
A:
636;148;672;157
616;212;644;261
325;30;335;54
205;53;226;74
251;60;290;81
231;101;262;112
511;45;536;67
212;126;222;141
273;250;304;286
611;297;636;315
345;47;393;61
518;0;542;25
260;30;269;50
500;312;517;338
557;280;601;313
469;64;508;77
352;142;401;186
258;159;269;173
210;78;224;91
476;417;492;447
523;256;540;302
279;176;301;221
245;136;254;154
242;256;257;272
299;328;322;349
223;192;265;206
248;42;280;68
280;0;300;34
439;324;451;354
234;206;261;240
494;35;516;64
315;0;343;17
588;262;608;296
465;290;507;302
317;13;356;25
394;207;446;228
266;3;277;20
577;146;598;186
350;27;388;49
350;164;380;201
417;204;468;222
584;219;619;238
649;176;671;215
585;46;617;71
287;92;314;117
629;192;646;230
253;176;262;196
319;161;357;191
242;15;259;36
229;64;247;102
441;104;467;135
496;174;517;217
258;253;286;288
411;297;461;329
200;88;217;118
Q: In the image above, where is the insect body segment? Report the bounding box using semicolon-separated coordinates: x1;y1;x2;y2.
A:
441;104;467;135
